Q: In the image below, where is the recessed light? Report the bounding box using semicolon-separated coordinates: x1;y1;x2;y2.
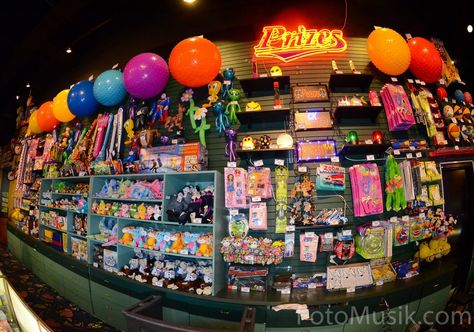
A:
183;0;196;3
26;83;30;88
468;25;473;33
66;47;72;54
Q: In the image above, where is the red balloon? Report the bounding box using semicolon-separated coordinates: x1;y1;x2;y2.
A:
169;37;222;88
464;92;473;104
37;101;59;132
436;87;448;100
407;37;443;83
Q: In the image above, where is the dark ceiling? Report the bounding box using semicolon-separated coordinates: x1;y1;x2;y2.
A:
1;0;473;144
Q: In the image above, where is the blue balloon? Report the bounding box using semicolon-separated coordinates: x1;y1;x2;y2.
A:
67;81;99;117
93;69;127;106
454;89;465;104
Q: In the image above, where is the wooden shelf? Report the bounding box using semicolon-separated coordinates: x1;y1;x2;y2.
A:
239;76;291;97
333;105;382;124
339;143;390;158
236;108;290;130
328;73;373;92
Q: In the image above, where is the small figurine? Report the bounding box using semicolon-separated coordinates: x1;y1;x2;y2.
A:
222;68;235;98
270;66;283;77
225;89;241;125
135;101;149;130
259;135;271;149
202;81;222;109
149;93;171;126
164;104;185;132
241;135;256;150
123;118;135;145
225;129;237;162
212;100;229;135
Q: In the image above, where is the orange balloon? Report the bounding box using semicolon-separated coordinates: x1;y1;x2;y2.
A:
367;28;410;76
169;36;222;88
37;101;59;132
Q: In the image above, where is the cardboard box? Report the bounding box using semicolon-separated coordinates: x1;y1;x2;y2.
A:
139;143;208;173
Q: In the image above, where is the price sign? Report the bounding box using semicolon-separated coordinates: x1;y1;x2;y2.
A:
193;218;202;224
372;221;380;227
171;139;178;144
365;139;374;144
416;152;422;158
252;196;262;202
391;77;398;82
241;287;250;293
405;33;412;39
274;159;285;166
229;209;239;216
415;79;421;84
346;287;356;293
254;160;264;167
342;230;352;236
286;225;296;232
298;166;308;173
455;145;460;150
407;79;414;83
366;155;375;161
376;281;384;286
439;79;445;85
409;146;416;151
444;98;448;102
390;216;398;223
406;153;413;159
281;288;291;295
393;149;400;155
420;81;426;86
308;283;317;289
331;156;340;163
227;162;237;168
402;215;409;222
452;118;458;124
452;99;457;104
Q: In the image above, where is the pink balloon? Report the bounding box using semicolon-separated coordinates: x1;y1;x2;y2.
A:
123;52;169;99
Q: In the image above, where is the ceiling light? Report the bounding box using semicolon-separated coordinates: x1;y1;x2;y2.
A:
183;0;196;3
16;95;19;100
451;60;455;64
26;83;30;88
468;25;473;33
66;47;72;54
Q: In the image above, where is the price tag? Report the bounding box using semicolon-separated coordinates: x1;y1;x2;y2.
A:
241;286;250;293
171;139;178;144
193;218;202;224
463;101;466;106
281;288;291;295
231;285;238;290
353;71;362;75
180;249;189;255
346;287;356;293
452;99;457;104
416;152;422;158
298;166;308;173
308;283;317;289
275;159;284;166
455;145;460;150
227;162;237;168
93;263;99;268
331;156;340;163
460;118;464;123
444;98;448;102
390;216;398;223
286;225;296;232
406;153;413;159
157;280;164;287
376;281;384;286
88;74;94;81
365;139;374;144
335;70;344;74
342;230;352;236
405;33;412;39
165;195;171;199
259;74;268;78
306;232;315;236
254;160;264;167
420;81;426;86
402;215;409;222
452;118;458;124
393;149;400;155
224;80;231;85
252;196;262;202
391;77;398;82
419;213;425;219
229;209;239;216
366;155;375;161
407;79;414;83
324;233;333;239
415;79;421;84
372;221;380;227
409;145;416;151
439;79;445;85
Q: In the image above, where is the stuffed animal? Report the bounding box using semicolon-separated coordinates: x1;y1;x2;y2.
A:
169;233;186;253
119;227;134;246
196;234;212;257
134;227;147;248
143;230;157;249
134;203;147;220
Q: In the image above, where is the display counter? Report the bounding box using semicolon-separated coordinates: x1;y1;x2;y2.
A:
7;224;455;331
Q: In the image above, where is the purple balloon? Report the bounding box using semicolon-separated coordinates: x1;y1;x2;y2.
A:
123;52;169;100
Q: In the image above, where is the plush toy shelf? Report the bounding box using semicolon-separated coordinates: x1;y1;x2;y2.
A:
40;223;67;233
236;108;291;131
333;105;383;124
49;192;88;197
91;197;162;203
328;73;374;92
239;75;291;97
117;243;213;260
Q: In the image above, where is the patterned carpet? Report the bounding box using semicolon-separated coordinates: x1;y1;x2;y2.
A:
0;246;119;332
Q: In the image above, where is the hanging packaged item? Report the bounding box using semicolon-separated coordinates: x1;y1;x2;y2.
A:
315;164;345;192
385;155;407;212
224;167;248;208
300;232;319;262
247;167;272;199
249;202;267;230
398;160;415;202
380;84;416;131
289;171;316;226
274;165;289;234
391;217;409;247
355;221;390;259
350;164;384;217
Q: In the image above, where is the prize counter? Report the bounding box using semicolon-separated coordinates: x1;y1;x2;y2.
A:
5;23;474;332
7;224;455;331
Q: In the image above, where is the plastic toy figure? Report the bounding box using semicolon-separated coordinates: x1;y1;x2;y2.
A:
222;68;235;98
202;81;222;108
225;89;241;125
225;129;237;162
212;100;229;135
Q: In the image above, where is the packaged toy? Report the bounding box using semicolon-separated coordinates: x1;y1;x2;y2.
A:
275;165;289;233
300;233;319;262
139;143;208;173
249;202;267;230
247;167;272;198
289;171;316;226
350;164;383;217
315;164;345;192
380;83;416;131
224;167;248;208
355;222;388;259
385;155;407;212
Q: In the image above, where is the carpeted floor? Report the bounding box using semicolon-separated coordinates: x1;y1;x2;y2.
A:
0;246;119;332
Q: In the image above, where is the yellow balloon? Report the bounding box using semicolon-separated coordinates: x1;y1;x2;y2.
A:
53;89;75;122
29;110;44;134
367;28;410;76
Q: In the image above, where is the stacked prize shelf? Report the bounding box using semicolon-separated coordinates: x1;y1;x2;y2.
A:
39;176;91;263
78;171;225;296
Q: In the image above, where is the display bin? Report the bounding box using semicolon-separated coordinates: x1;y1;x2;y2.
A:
123;295;228;332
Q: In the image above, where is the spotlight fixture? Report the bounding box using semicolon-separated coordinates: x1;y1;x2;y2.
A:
26;83;30;88
468;25;473;33
66;47;72;54
183;0;196;3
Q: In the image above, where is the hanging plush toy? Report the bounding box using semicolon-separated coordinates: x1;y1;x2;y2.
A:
149;93;171;126
164;104;185;132
222;68;235;99
385;154;407;212
194;107;210;148
202;81;222;108
134;101;149;131
225;128;237;162
213;100;229;135
226;89;241;125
